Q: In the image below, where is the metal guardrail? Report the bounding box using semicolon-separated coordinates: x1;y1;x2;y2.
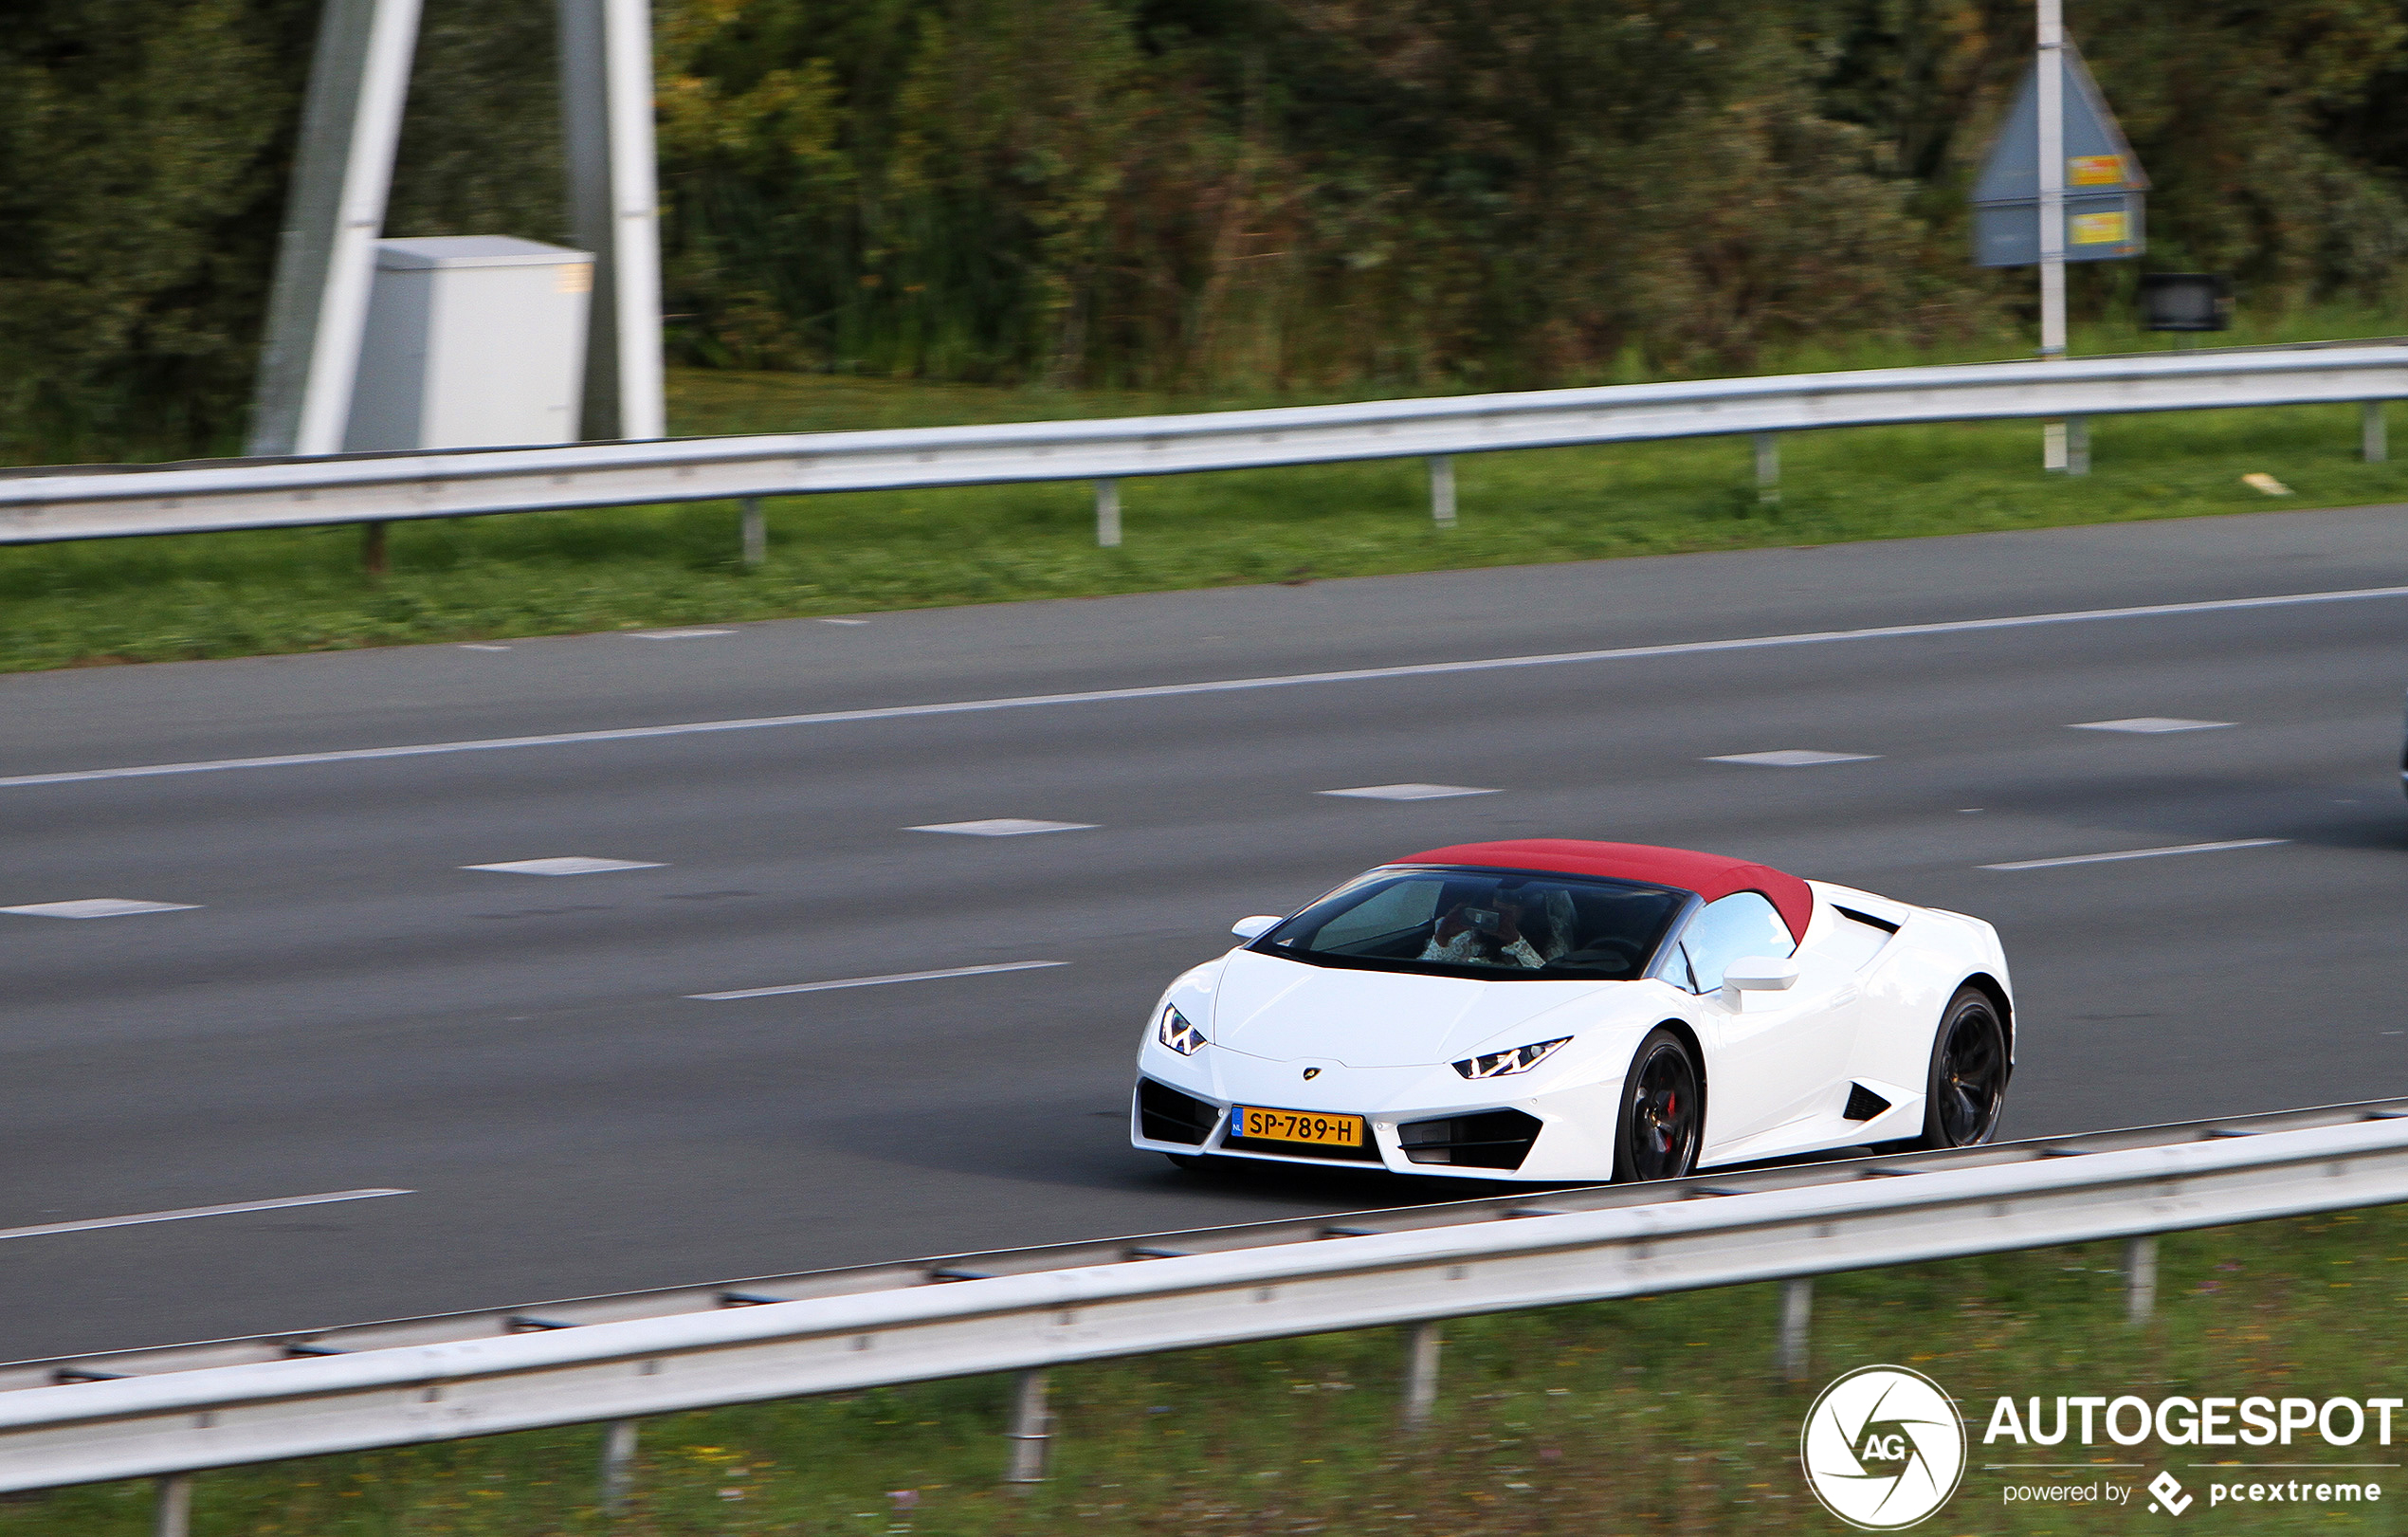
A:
7;1096;2408;1496
0;345;2399;547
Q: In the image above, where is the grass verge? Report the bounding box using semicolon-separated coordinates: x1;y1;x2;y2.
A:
4;313;2403;674
5;1205;2405;1535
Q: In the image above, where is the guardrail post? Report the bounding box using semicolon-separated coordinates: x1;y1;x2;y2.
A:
2043;421;2068;472
1778;1277;1813;1382
153;1473;192;1537
739;496;766;567
1400;1320;1443;1432
1753;432;1779;506
2125;1236;2158;1324
1005;1368;1051;1483
362;520;389;576
2066;416;2090;476
1428;456;1457;528
598;1418;639;1518
1094;480;1122;548
2366;401;2389;464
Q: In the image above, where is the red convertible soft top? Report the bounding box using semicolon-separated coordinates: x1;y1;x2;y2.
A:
1397;838;1814;943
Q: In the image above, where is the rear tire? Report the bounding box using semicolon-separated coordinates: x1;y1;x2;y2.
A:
1908;986;2008;1149
1613;1027;1704;1182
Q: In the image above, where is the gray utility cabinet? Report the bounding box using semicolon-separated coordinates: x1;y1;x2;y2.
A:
343;236;594;452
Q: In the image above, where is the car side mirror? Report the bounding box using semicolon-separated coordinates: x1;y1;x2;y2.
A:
1231;915;1280;941
1720;956;1799;1008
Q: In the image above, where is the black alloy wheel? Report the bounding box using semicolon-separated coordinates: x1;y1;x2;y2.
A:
1918;986;2008;1148
1614;1028;1703;1182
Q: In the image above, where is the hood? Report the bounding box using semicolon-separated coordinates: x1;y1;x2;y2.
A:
1210;948;1608;1068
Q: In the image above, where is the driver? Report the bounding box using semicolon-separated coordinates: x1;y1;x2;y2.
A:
1421;896;1550;969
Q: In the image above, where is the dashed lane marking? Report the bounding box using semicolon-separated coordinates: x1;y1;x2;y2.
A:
688;961;1068;1000
2;899;200;919
0;1189;413;1242
2071;717;2234;733
907;819;1095;836
463;857;666;876
1707;750;1880;768
1320;783;1499;800
1980;838;2288;871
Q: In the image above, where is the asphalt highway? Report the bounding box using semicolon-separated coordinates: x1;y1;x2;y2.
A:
7;503;2408;1362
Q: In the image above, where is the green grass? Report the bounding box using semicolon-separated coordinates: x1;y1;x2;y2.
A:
4;309;2403;674
6;1206;2405;1535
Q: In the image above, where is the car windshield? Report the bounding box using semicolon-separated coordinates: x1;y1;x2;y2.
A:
1253;866;1688;981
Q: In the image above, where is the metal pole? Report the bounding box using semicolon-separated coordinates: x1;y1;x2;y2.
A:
2366;401;2390;464
1428;455;1457;528
1401;1320;1443;1432
2036;0;2066;360
1753;431;1780;505
362;520;389;576
1778;1277;1813;1382
2066;415;2089;476
2036;0;2068;471
1095;479;1122;547
153;1473;192;1537
247;0;424;456
2125;1235;2158;1324
599;1418;638;1517
739;496;765;567
1005;1368;1051;1483
558;0;666;441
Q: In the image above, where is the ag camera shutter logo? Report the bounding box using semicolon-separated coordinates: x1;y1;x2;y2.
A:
1801;1365;1968;1529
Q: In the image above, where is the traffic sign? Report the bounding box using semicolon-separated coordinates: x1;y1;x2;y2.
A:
1970;42;2148;267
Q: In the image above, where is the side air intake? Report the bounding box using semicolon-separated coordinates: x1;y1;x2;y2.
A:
1843;1083;1892;1122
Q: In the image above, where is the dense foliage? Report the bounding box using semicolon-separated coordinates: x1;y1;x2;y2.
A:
3;0;2405;460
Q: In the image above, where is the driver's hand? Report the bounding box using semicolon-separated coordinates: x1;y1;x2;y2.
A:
1434;905;1469;942
1493;905;1522;943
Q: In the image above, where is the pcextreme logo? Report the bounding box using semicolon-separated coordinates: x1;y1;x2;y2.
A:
1800;1365;1969;1529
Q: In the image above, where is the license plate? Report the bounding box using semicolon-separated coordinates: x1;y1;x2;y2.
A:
1232;1106;1366;1147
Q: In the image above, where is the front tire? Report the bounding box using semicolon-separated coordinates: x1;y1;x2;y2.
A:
1613;1027;1703;1182
1909;986;2009;1148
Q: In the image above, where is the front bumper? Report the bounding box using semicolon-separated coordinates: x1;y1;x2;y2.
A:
1132;1076;1559;1178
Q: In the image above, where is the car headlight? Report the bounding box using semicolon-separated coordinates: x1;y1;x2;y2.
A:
1158;1004;1208;1055
1451;1036;1570;1079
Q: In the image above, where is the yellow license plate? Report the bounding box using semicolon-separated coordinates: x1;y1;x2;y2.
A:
1232;1106;1366;1147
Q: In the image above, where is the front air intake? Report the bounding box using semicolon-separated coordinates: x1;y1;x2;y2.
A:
1396;1109;1544;1170
1137;1079;1218;1145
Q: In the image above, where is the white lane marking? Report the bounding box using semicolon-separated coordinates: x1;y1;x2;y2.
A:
689;961;1068;1000
818;617;869;626
2071;717;2234;733
1321;783;1499;801
631;629;736;639
1980;837;2289;871
2;898;200;919
460;644;512;651
0;1188;413;1242
10;582;2408;792
907;818;1096;836
1708;750;1880;767
463;856;666;876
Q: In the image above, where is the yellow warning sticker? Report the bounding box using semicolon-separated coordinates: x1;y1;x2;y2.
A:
2071;211;2128;245
2068;155;2125;187
556;264;594;294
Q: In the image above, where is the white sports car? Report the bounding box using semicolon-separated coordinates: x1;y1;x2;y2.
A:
1132;839;2013;1183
